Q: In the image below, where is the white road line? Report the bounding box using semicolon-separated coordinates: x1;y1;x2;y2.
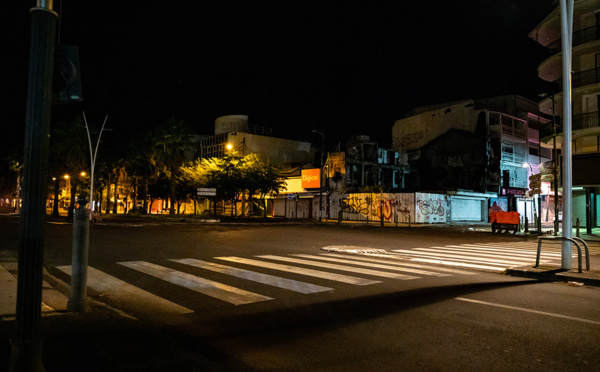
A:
456;297;600;325
416;247;544;263
291;254;451;277
320;253;477;275
392;249;543;266
0;264;17;316
56;265;193;314
215;257;381;286
170;258;333;294
118;261;272;306
441;244;560;258
409;258;508;272
257;255;419;280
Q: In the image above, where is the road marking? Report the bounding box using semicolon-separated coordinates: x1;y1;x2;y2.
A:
319;253;477;275
170;258;333;294
56;265;193;314
118;261;272;306
257;255;419;280
415;247;543;263
215;257;381;285
436;244;559;258
291;254;451;277
0;264;17;316
456;297;600;325
392;249;539;266
408;258;508;272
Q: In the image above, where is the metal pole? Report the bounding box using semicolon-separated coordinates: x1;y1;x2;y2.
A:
10;1;58;371
313;129;324;222
67;196;90;312
553;97;559;236
83;113;108;211
560;0;573;269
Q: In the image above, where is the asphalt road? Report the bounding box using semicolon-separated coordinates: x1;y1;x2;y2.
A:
1;216;599;371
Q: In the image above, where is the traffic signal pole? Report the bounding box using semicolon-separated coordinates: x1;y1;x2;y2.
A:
10;1;58;371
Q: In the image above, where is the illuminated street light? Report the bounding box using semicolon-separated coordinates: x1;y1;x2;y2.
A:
226;143;233;151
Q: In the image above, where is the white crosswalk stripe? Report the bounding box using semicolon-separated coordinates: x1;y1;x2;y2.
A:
170;258;333;294
392;242;560;272
318;253;477;275
256;255;420;280
290;254;452;277
118;261;273;306
215;256;382;285
56;265;194;315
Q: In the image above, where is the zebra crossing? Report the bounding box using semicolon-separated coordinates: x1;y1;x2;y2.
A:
391;241;564;272
3;240;597;317
42;252;476;314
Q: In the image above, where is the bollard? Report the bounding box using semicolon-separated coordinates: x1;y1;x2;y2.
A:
67;196;90;312
576;218;580;238
408;214;411;228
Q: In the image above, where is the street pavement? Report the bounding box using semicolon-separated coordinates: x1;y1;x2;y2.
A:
1;214;599;371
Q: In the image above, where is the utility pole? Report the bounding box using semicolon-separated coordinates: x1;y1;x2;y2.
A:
560;0;573;270
10;1;58;371
313;129;325;222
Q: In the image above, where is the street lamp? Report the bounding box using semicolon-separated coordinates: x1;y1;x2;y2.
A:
312;129;325;222
82;112;109;212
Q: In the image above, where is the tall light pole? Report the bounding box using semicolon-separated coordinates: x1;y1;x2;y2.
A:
560;0;574;270
82;112;109;211
10;1;58;370
312;129;325;222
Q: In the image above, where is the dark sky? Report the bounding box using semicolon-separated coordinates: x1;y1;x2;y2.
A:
6;1;553;152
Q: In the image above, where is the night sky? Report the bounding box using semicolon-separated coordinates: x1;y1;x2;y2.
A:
6;1;553;154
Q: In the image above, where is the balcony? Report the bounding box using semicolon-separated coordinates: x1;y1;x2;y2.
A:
547;25;600;52
572;67;600;89
540;111;600;141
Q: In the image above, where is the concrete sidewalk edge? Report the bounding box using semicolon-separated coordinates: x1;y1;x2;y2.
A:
505;265;600;287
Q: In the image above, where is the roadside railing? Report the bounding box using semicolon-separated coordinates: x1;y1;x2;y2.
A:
535;236;590;273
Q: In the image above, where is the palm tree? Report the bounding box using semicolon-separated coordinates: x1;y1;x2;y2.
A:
153;118;195;215
49;118;88;220
126;132;158;213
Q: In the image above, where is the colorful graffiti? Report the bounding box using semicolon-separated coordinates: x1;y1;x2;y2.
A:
337;193;414;222
417;198;445;216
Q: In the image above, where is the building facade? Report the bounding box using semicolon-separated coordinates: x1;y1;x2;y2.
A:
530;0;600;231
199;115;313;165
392;95;551;222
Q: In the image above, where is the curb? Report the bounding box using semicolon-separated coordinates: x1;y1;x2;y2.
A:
506;266;600;287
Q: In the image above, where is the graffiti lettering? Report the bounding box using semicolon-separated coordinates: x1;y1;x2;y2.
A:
417;199;445;216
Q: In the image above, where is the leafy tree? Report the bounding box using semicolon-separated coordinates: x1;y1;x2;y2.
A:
153;118;195;215
49;118;88;219
181;153;286;216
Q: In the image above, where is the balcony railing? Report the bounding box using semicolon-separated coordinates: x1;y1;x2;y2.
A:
572;67;600;89
547;25;599;52
540;112;599;141
573;111;600;130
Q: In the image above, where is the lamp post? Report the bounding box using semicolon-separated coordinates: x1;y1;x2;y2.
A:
312;129;325;222
10;0;58;370
82;112;109;211
560;0;574;270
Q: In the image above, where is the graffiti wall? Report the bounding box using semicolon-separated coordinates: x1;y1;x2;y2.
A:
331;193;416;223
414;193;449;223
